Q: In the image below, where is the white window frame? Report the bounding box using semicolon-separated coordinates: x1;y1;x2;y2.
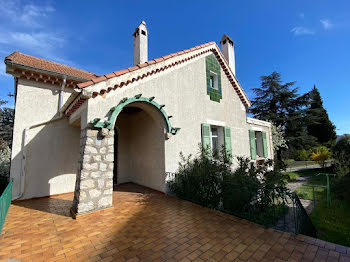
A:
209;71;219;90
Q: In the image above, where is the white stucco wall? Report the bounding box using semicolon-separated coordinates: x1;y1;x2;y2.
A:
10;79;80;199
80;53;263;192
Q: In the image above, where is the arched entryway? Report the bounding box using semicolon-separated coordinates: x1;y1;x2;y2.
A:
113;102;166;192
71;96;180;216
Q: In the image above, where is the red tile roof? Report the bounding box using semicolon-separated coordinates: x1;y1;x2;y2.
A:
75;41;251;108
4;51;98;80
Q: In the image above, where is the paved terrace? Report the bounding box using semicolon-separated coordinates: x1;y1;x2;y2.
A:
0;183;349;262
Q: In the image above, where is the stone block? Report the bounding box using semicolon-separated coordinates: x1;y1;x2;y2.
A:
80;179;95;189
108;145;114;153
93;155;101;162
91;171;102;178
97;179;105;189
105;154;114;162
103;171;113;179
78;201;94;213
82;162;98;171
100;162;107;171
104;188;113;195
85;146;98;154
89;189;101;198
100;147;107;154
106;180;113;188
98;196;112;208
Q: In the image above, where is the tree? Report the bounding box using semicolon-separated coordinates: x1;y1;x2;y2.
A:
250;72;308;159
305;85;336;145
0;99;14;149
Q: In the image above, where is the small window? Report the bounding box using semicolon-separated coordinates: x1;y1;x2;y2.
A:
209;71;218;90
141;30;146;36
255;131;264;157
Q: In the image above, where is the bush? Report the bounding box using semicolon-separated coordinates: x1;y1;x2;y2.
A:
293;149;310;161
169;145;289;225
333;135;350;178
0;145;10;194
311;146;331;169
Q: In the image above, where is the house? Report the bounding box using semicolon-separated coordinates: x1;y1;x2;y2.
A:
4;21;273;217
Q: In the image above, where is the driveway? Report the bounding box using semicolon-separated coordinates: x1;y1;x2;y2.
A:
0;183;349;262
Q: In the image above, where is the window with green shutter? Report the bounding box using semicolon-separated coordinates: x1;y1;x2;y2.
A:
206;55;222;102
249;130;256;160
224;126;232;158
201;123;211;157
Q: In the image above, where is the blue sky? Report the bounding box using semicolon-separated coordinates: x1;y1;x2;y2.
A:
0;0;349;134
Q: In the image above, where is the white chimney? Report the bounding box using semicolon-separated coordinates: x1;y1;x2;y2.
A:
133;21;148;65
220;34;235;75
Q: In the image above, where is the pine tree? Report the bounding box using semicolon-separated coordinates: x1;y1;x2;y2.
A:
305;85;336;145
250;72;309;159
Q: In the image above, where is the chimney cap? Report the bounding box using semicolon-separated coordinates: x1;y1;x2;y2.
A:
220;34;234;45
132;21;148;37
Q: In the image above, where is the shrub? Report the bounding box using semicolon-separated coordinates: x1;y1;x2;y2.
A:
169;144;288;225
333;135;350;178
0;145;10;194
311;146;331;169
293;149;310;161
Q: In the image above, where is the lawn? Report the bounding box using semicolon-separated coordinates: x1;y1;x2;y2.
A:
285;167;350;247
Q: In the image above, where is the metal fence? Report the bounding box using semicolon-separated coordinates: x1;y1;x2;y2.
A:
288;192;317;237
0;179;12;234
166;172;317;237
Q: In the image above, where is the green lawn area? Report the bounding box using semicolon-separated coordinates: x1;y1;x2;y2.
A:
285;167;350;247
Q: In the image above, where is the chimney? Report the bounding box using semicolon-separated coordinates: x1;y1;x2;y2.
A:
133;21;148;65
220;34;235;75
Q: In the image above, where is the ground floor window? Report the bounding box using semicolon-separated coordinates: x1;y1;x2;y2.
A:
201;123;232;158
249;130;268;159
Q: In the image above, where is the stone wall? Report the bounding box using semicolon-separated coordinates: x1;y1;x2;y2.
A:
71;127;114;216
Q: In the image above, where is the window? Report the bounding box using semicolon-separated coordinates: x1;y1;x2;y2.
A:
211;127;219;155
255;131;264;157
202;124;232;158
209;71;218;90
249;130;268;159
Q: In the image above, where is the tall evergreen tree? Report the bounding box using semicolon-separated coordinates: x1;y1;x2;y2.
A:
305;85;336;145
250;72;309;159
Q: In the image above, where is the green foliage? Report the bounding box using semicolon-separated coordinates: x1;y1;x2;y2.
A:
311;146;331;169
270;122;288;152
311;197;350;247
333;135;350;178
0;146;11;194
169;144;289;225
293;149;311;161
305;86;337;145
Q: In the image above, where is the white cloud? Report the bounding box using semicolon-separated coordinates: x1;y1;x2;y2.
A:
290;26;315;36
0;0;55;28
0;0;69;63
320;19;334;30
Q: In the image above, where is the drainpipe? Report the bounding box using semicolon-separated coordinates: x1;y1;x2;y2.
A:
12;116;65;200
58;77;66;114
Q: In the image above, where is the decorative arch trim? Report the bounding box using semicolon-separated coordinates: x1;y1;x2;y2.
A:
89;94;180;135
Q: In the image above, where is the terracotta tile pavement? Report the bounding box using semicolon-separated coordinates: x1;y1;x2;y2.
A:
1;183;350;262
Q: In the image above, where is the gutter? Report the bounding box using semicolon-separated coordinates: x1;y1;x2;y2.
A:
12;116;65;200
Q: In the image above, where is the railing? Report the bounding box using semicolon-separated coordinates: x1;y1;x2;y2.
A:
0;179;12;235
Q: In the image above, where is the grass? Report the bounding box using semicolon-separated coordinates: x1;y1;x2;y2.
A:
311;196;350;247
285;167;350;246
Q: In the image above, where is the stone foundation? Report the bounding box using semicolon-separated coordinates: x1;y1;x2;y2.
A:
71;128;114;216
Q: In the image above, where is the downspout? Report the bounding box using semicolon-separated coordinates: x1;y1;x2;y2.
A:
12;77;67;200
58;77;66;114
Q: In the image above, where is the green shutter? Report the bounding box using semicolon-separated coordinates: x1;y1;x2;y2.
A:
201;123;211;157
262;131;268;158
249;130;256;160
224;126;232;158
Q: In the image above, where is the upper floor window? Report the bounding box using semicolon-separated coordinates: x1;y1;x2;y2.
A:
206;55;222;102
